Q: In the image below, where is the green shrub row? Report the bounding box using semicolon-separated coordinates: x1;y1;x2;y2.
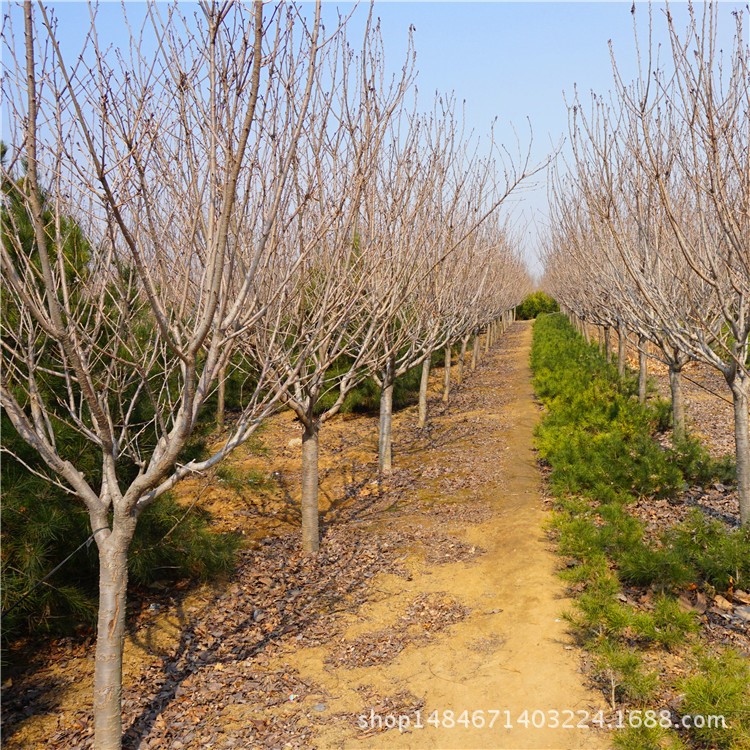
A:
516;291;559;320
315;348;446;415
532;314;749;750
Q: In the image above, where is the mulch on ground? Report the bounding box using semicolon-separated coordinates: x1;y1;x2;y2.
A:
1;339;515;750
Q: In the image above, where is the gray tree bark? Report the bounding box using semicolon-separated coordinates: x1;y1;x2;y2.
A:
378;359;395;473
603;325;611;362
216;361;227;428
471;334;479;370
638;335;648;404
418;356;430;428
457;336;469;384
93;528;134;750
301;422;320;554
442;345;451;403
729;375;750;526
669;366;686;442
617;323;626;378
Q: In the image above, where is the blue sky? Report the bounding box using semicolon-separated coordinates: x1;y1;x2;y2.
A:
12;1;747;277
351;2;746;277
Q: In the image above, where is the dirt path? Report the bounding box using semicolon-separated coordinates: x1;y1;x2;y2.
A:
3;322;611;750
285;322;610;749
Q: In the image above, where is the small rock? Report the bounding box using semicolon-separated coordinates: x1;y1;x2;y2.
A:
733;605;750;622
288;437;302;449
312;703;327;712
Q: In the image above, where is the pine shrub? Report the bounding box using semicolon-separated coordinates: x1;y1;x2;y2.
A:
679;650;750;750
613;725;688;750
594;639;659;705
532;314;747;750
516;291;559;320
666;511;750;591
2;464;239;646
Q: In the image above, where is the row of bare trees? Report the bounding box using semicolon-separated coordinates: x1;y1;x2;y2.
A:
543;4;749;526
0;2;531;746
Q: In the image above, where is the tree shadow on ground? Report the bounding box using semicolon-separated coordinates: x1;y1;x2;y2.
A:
121;523;406;749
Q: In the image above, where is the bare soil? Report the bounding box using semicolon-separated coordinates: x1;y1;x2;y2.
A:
2;323;610;749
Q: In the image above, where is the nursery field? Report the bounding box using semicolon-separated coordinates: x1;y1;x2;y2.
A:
4;317;748;750
5;4;748;749
4;322;609;750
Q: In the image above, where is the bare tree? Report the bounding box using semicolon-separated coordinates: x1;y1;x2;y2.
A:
408;114;538;429
625;4;750;522
545;5;750;523
242;15;416;552
553;98;700;440
0;2;345;745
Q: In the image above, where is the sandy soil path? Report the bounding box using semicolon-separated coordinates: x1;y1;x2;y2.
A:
287;322;611;750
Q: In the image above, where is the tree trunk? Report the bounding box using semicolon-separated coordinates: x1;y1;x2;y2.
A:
378;376;394;474
94;535;132;750
484;327;490;354
617;324;626;378
638;335;648;404
471;334;479;370
418;356;430;429
582;320;590;344
669;366;686;442
457;336;468;384
603;326;611;362
216;361;227;428
729;376;750;526
442;345;451;403
301;422;320;554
